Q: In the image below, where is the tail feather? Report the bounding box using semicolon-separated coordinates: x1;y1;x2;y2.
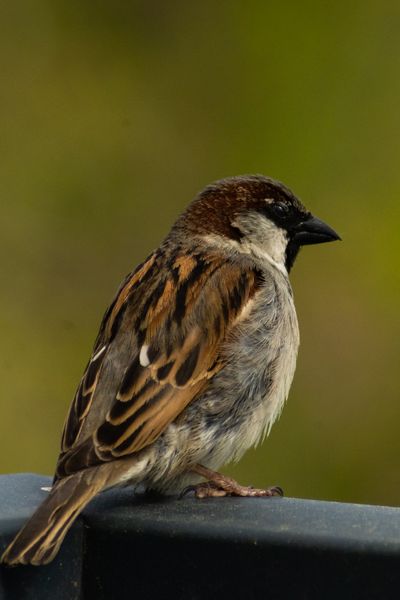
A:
1;472;105;566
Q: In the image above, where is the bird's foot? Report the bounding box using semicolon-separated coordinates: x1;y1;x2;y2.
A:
180;481;230;498
180;464;283;499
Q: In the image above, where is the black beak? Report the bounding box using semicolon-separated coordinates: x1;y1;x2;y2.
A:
292;215;341;246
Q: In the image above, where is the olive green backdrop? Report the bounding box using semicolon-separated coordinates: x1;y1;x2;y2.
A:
0;1;399;506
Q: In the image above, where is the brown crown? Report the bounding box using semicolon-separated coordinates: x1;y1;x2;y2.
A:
174;174;305;238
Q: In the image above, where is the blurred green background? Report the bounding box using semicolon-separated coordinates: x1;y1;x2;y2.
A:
0;1;399;506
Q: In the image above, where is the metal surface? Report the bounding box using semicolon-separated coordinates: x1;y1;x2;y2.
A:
0;474;83;600
0;473;399;599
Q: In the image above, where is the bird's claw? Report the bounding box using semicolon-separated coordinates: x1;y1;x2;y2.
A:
180;480;284;499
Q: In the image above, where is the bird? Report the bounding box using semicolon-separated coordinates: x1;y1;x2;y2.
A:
1;174;340;566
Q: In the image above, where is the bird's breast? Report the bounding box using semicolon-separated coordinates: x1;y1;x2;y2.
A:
201;271;300;465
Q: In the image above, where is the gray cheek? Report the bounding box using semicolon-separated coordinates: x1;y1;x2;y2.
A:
234;212;288;261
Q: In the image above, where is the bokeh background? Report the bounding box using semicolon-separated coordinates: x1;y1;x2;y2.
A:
0;1;399;506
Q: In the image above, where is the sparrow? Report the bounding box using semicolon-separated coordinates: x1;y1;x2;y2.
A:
1;175;340;566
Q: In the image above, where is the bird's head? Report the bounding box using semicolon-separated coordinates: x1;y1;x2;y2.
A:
178;175;340;272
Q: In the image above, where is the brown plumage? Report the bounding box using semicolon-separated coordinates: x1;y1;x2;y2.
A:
1;175;339;565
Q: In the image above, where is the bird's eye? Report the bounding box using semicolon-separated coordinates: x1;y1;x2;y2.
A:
272;202;289;217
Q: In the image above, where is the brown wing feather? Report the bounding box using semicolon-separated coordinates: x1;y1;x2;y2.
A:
57;251;261;477
60;253;157;453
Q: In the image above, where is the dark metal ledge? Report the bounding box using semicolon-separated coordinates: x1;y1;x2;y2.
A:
0;474;399;599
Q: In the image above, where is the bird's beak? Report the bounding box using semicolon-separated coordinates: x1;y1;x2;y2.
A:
292;215;341;246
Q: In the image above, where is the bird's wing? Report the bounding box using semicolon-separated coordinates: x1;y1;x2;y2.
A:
56;250;261;477
59;253;158;452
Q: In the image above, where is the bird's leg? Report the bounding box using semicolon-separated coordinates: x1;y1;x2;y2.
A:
181;464;283;498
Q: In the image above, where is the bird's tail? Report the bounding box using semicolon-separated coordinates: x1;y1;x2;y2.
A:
1;471;105;566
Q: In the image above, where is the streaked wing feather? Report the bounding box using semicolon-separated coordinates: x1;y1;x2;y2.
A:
57;251;261;475
60;253;157;454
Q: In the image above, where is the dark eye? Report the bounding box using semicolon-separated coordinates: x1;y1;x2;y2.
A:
272;202;289;218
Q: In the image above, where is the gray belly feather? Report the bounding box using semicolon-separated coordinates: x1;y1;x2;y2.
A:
199;271;299;467
146;269;300;491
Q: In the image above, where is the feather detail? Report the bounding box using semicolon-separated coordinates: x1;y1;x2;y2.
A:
60;253;158;454
1;471;106;565
56;251;261;476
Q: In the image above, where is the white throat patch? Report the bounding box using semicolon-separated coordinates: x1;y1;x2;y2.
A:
202;211;289;276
